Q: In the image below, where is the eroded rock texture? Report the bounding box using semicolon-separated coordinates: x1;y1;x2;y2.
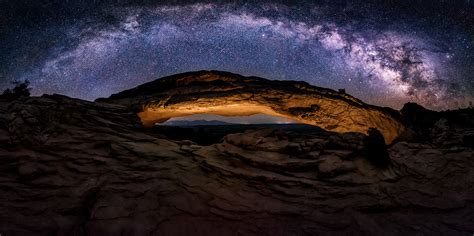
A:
98;71;406;144
0;95;473;235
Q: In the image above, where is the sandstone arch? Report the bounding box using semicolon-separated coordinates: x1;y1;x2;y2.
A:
98;71;407;144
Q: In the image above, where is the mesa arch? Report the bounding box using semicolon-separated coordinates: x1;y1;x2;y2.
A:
97;70;407;144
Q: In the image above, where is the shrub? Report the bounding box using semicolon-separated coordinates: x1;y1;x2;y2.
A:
1;80;31;100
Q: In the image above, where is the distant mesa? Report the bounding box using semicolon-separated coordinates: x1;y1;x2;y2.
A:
97;70;407;144
160;119;235;126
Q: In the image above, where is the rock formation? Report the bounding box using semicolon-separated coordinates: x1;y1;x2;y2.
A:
0;72;473;235
98;71;406;144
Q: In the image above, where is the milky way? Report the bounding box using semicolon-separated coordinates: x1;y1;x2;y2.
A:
1;1;473;110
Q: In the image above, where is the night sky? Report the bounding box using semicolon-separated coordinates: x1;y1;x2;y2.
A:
1;0;473;110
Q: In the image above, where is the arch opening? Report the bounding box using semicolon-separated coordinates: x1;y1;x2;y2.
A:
138;102;300;127
149;112;314;146
158;114;298;126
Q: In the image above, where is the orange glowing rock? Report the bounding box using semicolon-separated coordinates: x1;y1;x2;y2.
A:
97;71;407;144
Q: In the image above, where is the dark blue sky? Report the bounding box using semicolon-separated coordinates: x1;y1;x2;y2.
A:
1;0;473;110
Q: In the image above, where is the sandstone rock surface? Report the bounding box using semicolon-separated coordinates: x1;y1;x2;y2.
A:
0;94;473;235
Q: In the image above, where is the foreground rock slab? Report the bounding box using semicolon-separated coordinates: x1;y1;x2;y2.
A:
0;95;473;235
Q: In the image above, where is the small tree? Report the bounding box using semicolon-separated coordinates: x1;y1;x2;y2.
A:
1;80;31;100
364;128;391;168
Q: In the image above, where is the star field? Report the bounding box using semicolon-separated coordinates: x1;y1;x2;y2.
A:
0;1;473;110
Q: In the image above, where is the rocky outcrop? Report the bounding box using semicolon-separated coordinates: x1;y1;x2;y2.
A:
98;71;406;144
401;102;474;146
0;95;473;235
